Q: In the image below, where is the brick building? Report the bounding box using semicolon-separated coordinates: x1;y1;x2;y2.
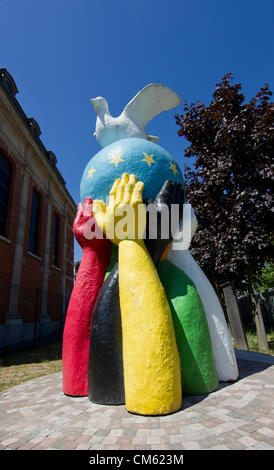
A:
0;68;76;348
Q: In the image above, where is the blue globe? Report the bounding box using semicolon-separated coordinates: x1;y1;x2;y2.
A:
80;138;184;203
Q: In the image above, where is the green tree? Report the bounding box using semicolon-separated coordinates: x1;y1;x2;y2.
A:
175;74;274;352
257;263;274;291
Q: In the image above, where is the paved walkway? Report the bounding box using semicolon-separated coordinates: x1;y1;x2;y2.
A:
0;350;273;450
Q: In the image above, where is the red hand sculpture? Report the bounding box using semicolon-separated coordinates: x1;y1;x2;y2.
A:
62;198;112;396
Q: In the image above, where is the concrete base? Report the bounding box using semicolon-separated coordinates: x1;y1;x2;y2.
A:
38;319;60;339
0;319;62;350
0;324;5;349
22;322;36;344
4;319;23;348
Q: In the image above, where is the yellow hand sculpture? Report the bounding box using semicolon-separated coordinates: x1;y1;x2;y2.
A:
94;172;182;415
93;173;146;245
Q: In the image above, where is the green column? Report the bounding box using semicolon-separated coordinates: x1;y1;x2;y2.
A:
157;259;218;395
104;243;118;279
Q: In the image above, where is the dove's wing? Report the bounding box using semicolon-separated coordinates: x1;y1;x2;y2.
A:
123;84;181;130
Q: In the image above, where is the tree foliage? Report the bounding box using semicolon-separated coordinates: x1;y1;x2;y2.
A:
175;74;274;287
256;263;274;291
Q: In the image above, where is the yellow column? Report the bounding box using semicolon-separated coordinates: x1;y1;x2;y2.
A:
119;239;182;415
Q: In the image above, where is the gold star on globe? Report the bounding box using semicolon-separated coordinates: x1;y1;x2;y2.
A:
169;162;178;176
141;153;156;168
109;153;125;168
88;167;96;179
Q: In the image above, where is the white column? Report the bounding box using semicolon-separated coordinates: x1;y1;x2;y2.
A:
61;215;67;327
40;199;52;322
5;166;30;345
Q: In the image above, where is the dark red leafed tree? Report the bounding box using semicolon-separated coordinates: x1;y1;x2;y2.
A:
175;73;274;352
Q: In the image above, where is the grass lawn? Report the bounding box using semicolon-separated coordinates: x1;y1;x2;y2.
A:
0;341;62;393
0;326;273;393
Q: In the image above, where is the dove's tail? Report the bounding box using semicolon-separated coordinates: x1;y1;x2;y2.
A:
148;135;159;143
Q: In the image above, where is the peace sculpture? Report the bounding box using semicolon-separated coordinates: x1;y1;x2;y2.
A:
62;84;238;416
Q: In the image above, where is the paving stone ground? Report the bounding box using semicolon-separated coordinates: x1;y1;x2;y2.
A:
0;350;273;451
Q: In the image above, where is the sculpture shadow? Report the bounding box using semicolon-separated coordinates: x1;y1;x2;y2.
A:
236;356;273;379
179;355;273;411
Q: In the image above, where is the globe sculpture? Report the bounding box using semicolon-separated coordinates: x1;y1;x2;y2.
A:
62;84;239;416
80;138;184;204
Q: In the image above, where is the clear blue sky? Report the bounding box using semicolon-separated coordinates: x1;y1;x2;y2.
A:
1;0;273;261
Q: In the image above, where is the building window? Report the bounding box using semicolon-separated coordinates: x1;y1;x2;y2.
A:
28;189;41;255
0;152;12;236
52;213;60;267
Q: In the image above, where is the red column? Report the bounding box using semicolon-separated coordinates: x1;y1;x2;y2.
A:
62;198;111;396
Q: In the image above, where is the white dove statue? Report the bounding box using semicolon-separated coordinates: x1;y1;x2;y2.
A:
91;83;181;148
